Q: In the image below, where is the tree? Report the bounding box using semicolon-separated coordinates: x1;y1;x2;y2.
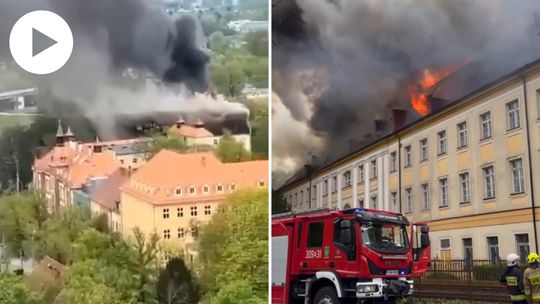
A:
198;189;268;303
209;31;228;54
216;132;251;163
0;272;40;304
156;258;199;304
130;228;161;303
271;191;290;214
244;31;268;57
148;135;188;159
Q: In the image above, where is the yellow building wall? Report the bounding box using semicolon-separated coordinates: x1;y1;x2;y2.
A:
121;192;155;238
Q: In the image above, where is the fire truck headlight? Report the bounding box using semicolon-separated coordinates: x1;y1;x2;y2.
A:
357;284;378;293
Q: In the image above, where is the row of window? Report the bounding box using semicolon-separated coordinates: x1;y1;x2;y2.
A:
162;205;212;219
399;158;524;213
163;226;199;240
395;100;520;169
440;234;529;265
168;184;238;196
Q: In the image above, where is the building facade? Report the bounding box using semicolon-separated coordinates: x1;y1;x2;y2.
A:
277;59;540;264
120;150;267;261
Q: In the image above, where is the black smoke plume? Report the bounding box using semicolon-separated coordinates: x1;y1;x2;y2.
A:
272;0;540;186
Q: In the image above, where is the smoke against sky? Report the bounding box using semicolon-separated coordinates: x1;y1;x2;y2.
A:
0;0;247;137
272;0;540;185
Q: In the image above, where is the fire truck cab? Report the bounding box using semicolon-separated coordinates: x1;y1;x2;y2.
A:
272;208;431;304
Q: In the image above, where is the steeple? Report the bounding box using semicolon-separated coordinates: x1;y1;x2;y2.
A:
56;119;65;145
65;126;75;141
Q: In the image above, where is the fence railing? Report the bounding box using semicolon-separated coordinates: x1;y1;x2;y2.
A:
411;259;511;303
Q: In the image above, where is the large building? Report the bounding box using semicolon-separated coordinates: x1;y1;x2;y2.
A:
277;58;540;264
32;121;150;213
119;149;267;260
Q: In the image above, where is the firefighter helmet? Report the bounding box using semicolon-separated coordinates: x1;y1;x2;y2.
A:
528;253;540;264
507;253;520;266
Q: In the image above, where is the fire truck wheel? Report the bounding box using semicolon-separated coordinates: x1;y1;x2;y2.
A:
313;286;340;304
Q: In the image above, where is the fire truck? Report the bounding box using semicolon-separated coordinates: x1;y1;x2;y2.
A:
272;208;431;304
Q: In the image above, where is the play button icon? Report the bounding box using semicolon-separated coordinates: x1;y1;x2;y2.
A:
9;10;73;75
33;28;58;57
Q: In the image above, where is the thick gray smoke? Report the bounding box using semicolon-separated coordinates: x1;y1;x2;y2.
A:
0;0;247;137
272;0;540;185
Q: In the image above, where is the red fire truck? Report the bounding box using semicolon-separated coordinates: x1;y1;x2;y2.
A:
272;208;431;304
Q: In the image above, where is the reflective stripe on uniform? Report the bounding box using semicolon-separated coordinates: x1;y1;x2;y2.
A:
510;294;526;301
529;274;540;285
507;276;519;286
532;294;540;300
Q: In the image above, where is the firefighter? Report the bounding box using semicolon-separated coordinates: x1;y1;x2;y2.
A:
500;253;526;304
524;252;540;303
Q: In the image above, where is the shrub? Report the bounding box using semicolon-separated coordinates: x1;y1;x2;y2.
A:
472;264;505;281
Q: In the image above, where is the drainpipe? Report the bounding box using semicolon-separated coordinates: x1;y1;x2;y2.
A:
393;134;403;213
520;74;539;252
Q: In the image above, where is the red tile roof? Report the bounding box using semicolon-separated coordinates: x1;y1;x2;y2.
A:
121;149;267;204
168;125;214;138
90;169;130;211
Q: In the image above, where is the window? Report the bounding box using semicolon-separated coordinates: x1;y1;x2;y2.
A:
459;172;470;203
307;222;325;248
177;207;183;217
343;171;351;188
483;166;496;199
391;191;398;211
332;176;337;193
312;186;316;201
191;226;199;239
175;187;182;196
404;145;412;167
162;208;170;219
371;160;377;178
406;188;413;213
420;138;428;161
217;184;223;192
295;193;298;204
437;131;447;155
203;186;209;193
510;158;525;194
457;122;468;148
163;229;170;239
323;180;328;196
120;159;124;165
204;205;211;215
359;165;365;182
439;178;448;207
371;195;377;209
487;236;500;265
259;181;265;187
516;234;530;265
390;152;397;172
463;238;473;268
178;228;185;239
190;206;198;216
440;239;451;260
506;100;520;130
421;183;430;210
230;183;237;191
189;187;196;195
300;191;304;204
480;111;492;140
133;158;138;163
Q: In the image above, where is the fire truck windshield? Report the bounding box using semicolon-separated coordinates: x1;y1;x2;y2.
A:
360;222;410;254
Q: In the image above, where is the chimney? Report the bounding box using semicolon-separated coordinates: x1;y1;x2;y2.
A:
304;164;312;177
176;115;186;128
391;109;407;131
195;118;204;128
374;119;386;138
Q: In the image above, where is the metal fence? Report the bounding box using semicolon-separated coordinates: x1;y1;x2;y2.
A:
410;259;512;303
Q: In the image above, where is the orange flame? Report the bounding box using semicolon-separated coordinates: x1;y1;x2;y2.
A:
409;68;453;116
